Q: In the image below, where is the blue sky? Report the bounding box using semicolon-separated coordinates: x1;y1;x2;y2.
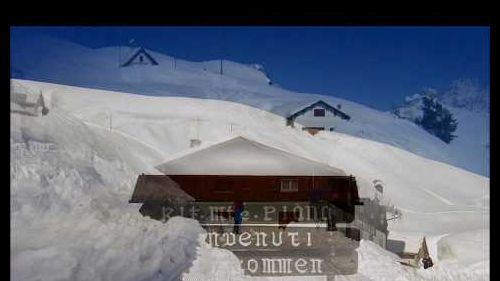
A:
11;26;489;110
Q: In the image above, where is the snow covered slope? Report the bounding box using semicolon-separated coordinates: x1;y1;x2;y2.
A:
11;80;489;280
394;82;490;176
11;34;489;176
11;101;206;281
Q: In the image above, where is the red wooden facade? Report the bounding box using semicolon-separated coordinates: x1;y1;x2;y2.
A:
168;175;361;206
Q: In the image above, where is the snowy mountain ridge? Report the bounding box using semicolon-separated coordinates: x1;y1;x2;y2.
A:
396;80;489;118
441;79;489;113
394;84;489;174
10;34;489;177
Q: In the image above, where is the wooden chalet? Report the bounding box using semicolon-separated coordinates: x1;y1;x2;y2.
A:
286;100;351;135
130;136;362;227
121;47;159;67
129;137;364;279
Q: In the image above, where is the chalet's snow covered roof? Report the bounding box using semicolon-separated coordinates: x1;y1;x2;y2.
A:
156;136;346;176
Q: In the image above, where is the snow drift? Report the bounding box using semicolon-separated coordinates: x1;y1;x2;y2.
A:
11;79;488;280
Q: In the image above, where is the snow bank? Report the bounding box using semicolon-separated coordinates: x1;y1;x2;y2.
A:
10;80;488;281
353;240;488;281
438;229;489;266
184;239;489;281
11;109;207;281
11;78;488;232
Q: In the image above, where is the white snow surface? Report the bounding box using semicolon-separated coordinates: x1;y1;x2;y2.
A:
156;136;346;176
11;34;489;176
11;79;488;281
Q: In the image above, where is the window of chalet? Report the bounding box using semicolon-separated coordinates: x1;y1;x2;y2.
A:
313;108;325;117
280;179;299;192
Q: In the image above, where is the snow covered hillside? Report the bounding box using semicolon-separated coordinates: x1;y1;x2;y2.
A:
394;81;489;176
11;80;489;280
11;34;489;176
